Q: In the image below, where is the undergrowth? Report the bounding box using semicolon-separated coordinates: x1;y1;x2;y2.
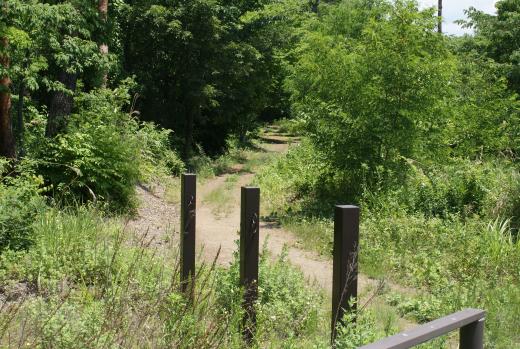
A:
0;207;337;348
255;141;520;348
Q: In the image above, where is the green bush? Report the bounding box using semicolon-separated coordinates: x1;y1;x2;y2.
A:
286;0;454;195
38;117;141;211
0;159;47;252
447;53;520;158
254;140;326;215
137;122;185;181
364;159;520;225
361;209;520;347
273;118;305;136
0;208;126;291
334;310;379;349
256;142;520;347
215;242;323;344
30;82;183;212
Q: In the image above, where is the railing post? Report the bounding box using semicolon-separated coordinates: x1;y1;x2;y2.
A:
240;186;260;345
460;318;485;349
331;205;360;344
180;173;196;297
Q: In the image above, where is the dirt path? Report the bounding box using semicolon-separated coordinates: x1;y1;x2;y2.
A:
196;171;347;289
196;163;366;293
141;128;372;294
127;126;417;331
127;129;350;291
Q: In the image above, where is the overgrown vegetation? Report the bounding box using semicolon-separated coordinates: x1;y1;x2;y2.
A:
0;208;331;348
1;0;519;347
254;1;520;347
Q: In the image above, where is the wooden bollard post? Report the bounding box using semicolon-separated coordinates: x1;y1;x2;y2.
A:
331;205;360;344
180;173;196;296
240;187;260;344
460;317;485;349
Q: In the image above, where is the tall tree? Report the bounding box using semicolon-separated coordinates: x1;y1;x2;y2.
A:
0;36;16;159
98;0;108;86
44;0;100;137
465;0;520;93
438;0;442;33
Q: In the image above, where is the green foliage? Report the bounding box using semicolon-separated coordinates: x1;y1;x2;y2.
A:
215;242;323;344
463;0;520;94
254;140;326;214
5;0;112;94
448;52;519;158
272;118;305;136
0;208;239;348
361;209;520;347
137;122;185;181
287;0;454;195
27;82;183;212
363;158;520;229
187;136;265;179
0;159;46;252
256;142;520;347
0;208;125;291
2;0;520;346
117;0;295;154
0;207;330;347
334;310;380;349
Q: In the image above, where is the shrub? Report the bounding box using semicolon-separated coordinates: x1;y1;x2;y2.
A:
334;310;379;349
37;117;141;211
0;159;47;252
215;242;323;344
365;158;520;224
137;122;185;181
361;208;520;347
254;140;326;215
30;82;183;212
286;1;454;195
0;208;126;291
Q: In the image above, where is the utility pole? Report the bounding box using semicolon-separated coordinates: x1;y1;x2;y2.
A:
438;0;443;34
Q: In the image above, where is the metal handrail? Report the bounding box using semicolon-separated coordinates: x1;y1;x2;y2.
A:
359;308;486;349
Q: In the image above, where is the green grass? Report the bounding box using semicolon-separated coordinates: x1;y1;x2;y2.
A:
164;176;181;205
254;141;520;348
279;216;332;256
189;126;292;183
0;208;232;348
242;151;277;173
0;207;338;348
202;174;239;217
268;119;305;137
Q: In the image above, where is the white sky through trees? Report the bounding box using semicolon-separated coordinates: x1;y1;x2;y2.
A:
417;0;498;35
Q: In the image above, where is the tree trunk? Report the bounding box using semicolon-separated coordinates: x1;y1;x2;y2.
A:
99;0;109;86
45;70;77;138
16;79;25;157
0;37;16;159
437;0;442;34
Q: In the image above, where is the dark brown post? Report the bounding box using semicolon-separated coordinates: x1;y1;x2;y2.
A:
460;318;485;349
240;187;260;344
331;205;360;344
180;173;196;296
437;0;443;34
